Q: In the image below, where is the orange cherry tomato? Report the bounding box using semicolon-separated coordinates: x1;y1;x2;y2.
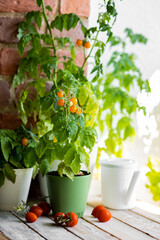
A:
25;212;37;223
38;202;51;216
58;99;65;106
97;208;112;222
76;108;82;114
70;97;77;106
69;106;77;113
29;206;43;218
65;212;78;227
91;205;105;218
21;138;28;146
57;91;64;98
84;41;91;49
76;39;83;47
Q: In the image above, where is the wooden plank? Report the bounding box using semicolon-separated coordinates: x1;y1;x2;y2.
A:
84;205;158;240
13;212;81;240
48;215;119;240
0;212;44;240
110;209;160;240
0;231;11;240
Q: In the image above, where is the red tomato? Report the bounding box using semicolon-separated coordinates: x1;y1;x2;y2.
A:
65;212;78;227
38;202;51;216
58;99;65;106
91;205;105;218
29;206;43;218
70;97;77;106
25;212;37;223
53;212;65;224
57;91;64;98
21;138;28;146
98;208;112;222
69;106;77;113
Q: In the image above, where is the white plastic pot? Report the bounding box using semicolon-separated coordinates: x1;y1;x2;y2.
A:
100;158;141;210
0;168;33;211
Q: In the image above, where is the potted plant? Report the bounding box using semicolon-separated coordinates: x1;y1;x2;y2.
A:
12;0;118;216
0;125;38;211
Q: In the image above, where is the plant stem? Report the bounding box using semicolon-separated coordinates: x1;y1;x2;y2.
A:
42;0;56;56
82;30;100;69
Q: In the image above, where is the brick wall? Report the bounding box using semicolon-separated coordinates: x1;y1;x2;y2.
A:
0;0;90;129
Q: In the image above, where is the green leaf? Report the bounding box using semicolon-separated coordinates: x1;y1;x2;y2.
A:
57;162;65;177
124;125;136;140
24;148;37;168
45;5;52;12
35;138;47;158
64;147;76;166
1;136;11;161
0;170;5;187
3;163;16;183
36;0;42;7
9;156;23;169
79;127;97;149
67;114;78;139
63;166;74;180
71;154;81;175
39;159;50;176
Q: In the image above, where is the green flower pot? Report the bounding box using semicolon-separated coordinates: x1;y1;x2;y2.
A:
46;171;91;218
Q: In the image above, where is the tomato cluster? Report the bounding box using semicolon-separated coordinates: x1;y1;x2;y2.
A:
76;39;91;49
53;211;78;227
25;201;51;223
57;91;82;114
91;205;112;222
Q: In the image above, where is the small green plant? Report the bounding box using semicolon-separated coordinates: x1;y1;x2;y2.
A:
12;0;118;179
95;28;150;164
0;125;38;187
146;157;160;202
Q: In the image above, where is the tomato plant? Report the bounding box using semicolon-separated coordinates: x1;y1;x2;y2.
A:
38;202;51;216
25;212;37;223
65;212;78;227
29;206;43;217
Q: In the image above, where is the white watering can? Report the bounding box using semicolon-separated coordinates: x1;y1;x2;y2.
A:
100;158;141;210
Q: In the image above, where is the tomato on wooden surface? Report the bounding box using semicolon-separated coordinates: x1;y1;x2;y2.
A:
65;212;78;227
29;206;43;218
38;202;51;216
91;205;105;218
98;208;112;222
53;212;65;224
25;212;37;223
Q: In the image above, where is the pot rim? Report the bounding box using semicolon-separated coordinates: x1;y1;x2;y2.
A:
100;158;137;169
46;170;91;178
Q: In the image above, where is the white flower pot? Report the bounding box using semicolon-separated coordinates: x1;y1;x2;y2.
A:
0;168;33;211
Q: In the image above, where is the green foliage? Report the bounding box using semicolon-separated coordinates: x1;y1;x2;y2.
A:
95;28;150;164
0;125;38;186
12;0;121;179
146;157;160;202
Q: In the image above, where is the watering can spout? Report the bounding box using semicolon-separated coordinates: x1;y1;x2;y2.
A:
125;170;141;204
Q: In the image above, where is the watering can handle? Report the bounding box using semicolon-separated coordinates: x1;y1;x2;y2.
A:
125;170;141;204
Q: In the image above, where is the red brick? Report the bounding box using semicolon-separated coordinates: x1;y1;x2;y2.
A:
52;21;88;45
0;112;37;129
0;0;57;14
0;17;24;44
60;0;90;17
0;81;10;107
0;48;21;75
